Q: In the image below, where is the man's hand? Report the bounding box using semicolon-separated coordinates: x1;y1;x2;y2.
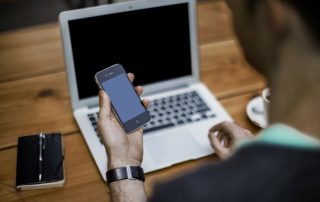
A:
98;73;149;169
208;121;254;159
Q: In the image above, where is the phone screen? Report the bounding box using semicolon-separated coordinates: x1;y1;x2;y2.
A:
101;73;145;123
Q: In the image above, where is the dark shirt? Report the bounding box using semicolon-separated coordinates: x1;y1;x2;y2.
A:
150;143;320;202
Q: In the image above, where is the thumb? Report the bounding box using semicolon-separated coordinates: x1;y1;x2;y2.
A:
99;90;111;119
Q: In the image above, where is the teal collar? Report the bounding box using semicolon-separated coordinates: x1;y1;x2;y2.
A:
237;124;320;149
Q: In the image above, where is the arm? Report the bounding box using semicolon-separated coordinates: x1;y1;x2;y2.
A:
107;157;146;202
98;73;149;202
109;179;146;202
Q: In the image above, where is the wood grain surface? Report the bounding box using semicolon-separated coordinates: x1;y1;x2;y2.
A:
0;0;266;201
0;23;64;83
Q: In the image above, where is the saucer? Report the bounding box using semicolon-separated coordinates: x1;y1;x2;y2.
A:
246;96;267;128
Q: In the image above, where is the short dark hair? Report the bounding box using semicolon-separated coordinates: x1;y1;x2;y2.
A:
249;0;320;46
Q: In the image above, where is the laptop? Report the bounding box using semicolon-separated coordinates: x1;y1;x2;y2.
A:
59;0;233;181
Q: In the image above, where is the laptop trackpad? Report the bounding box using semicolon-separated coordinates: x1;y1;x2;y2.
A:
145;130;202;166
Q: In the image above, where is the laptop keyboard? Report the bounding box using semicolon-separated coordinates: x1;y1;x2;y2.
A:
144;91;215;133
87;91;216;144
87;113;103;144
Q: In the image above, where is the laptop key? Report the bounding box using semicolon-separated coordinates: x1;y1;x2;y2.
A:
186;118;192;122
196;107;210;113
144;123;175;134
177;120;184;125
209;114;216;118
96;133;103;144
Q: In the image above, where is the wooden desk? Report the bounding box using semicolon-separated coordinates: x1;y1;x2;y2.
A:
0;0;266;201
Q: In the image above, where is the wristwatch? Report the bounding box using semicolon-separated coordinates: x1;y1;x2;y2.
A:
106;165;145;184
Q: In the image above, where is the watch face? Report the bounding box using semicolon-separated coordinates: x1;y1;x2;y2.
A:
106;166;144;183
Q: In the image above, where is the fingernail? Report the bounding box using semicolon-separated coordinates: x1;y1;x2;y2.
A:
213;131;219;137
101;91;106;97
221;139;225;146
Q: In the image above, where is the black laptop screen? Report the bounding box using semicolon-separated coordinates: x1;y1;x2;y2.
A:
69;3;192;99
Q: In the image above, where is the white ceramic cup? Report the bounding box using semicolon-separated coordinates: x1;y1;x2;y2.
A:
262;88;270;126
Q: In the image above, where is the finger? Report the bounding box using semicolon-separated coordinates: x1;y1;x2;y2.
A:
218;131;233;147
209;121;231;133
217;132;223;142
223;136;229;147
127;73;135;82
210;132;224;154
221;137;225;147
135;86;143;96
212;137;229;158
208;130;219;140
142;99;150;108
209;131;230;159
218;133;230;147
210;121;238;140
99;91;111;119
209;131;220;149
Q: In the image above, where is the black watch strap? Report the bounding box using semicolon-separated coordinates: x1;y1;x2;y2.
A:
106;166;145;184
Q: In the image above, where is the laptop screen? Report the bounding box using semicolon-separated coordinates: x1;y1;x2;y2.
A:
69;3;192;100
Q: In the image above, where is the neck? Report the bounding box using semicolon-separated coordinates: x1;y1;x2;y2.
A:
269;38;320;139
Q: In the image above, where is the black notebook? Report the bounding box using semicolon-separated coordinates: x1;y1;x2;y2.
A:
16;132;65;190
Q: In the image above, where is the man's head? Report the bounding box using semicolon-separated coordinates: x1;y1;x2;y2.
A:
226;0;320;78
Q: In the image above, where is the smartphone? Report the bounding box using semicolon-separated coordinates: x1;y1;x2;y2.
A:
95;64;151;133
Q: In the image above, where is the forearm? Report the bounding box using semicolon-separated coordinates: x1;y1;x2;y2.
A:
109;180;147;202
108;158;147;202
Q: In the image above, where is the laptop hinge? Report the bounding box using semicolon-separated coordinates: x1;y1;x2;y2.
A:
88;104;99;109
143;84;190;96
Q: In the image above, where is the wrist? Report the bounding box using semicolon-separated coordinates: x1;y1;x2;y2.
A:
108;157;142;170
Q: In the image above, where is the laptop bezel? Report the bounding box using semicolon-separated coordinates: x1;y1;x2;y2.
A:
59;0;200;110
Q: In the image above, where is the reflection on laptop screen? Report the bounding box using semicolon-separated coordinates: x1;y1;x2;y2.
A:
69;3;192;99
